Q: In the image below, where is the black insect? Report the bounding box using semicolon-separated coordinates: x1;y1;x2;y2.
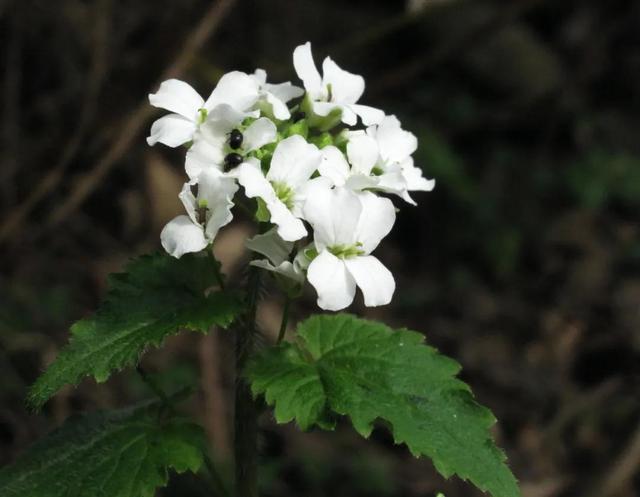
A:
229;129;243;149
224;152;243;169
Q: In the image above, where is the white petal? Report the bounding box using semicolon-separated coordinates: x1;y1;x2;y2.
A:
293;42;323;96
185;134;226;180
318;146;350;186
246;228;293;265
178;182;198;224
233;159;306;242
201;103;249;139
344;174;379;191
321;57;364;104
291;176;333;218
267;198;307;241
253;68;267;85
402;161;436;192
265;81;304;103
204;71;260;111
148;79;204;120
265;92;292;120
243;117;277;152
307;250;356;311
374;115;417;162
350;104;385;126
346;134;378;176
338;104;358;126
311;101;340;118
267;135;321;188
147;114;196;147
160;215;207;258
233;160;275;202
344;255;395;307
197;169;238;241
354;191;396;253
304;186;361;249
375;170;411;200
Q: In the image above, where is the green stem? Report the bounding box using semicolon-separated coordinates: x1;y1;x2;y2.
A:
234;266;261;497
203;453;231;497
208;246;225;290
276;297;290;344
136;366;173;413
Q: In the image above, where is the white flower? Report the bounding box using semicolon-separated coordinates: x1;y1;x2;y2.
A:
321;116;435;204
365;115;435;204
233;135;324;242
245;228;306;284
319;133;405;193
185;104;276;180
293;42;384;126
303;187;396;311
250;69;304;120
161;168;238;258
147;72;260;148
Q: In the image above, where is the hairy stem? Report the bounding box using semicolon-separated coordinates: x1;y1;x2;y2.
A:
234;266;261;497
276;297;290;344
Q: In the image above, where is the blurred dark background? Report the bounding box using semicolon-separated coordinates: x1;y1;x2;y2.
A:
1;0;639;496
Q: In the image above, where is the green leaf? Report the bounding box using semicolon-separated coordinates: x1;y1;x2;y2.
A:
29;252;244;408
247;314;520;497
0;403;206;497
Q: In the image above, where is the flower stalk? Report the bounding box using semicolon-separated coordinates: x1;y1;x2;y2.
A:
234;266;261;497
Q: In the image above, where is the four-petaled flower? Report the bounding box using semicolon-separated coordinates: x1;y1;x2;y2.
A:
147;72;260;148
250;69;304;120
303;187;396;311
185;104;276;180
161;168;238;258
362;115;435;204
233;135;324;241
293;42;384;126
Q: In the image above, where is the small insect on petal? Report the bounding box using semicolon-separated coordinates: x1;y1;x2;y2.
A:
224;153;243;169
229;129;243;149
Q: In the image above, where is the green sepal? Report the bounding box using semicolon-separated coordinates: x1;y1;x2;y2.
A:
308;131;334;149
283;119;309;139
255;197;271;223
301;94;343;132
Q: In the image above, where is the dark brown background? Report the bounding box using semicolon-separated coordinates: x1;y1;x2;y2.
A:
1;0;639;496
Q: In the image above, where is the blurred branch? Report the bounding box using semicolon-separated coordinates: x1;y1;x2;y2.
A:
585;419;640;497
0;0;239;245
371;0;548;96
326;0;454;57
1;4;22;207
0;0;111;244
199;332;231;458
41;0;239;235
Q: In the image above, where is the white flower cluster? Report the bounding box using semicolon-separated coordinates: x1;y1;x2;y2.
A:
148;42;434;311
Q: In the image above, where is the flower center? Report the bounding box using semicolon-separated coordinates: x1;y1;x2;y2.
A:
271;181;295;210
196;199;209;225
328;243;364;259
197;108;208;125
325;83;333;102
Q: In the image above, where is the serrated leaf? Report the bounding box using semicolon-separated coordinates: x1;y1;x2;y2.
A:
246;314;520;497
0;403;206;497
29;252;244;408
